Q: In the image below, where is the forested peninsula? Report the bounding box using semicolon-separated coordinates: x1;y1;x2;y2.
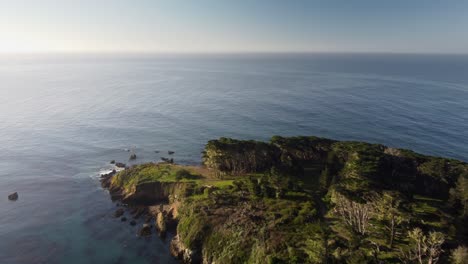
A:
101;136;468;264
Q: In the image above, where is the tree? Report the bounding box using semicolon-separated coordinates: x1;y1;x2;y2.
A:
332;192;374;235
372;192;406;248
450;246;468;264
405;228;445;264
450;176;468;216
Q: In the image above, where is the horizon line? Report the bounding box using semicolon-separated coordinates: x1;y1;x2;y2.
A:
1;50;468;56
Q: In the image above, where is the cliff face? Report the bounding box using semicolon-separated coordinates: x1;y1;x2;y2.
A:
120;181;194;204
203;136;468;199
105;163;197;205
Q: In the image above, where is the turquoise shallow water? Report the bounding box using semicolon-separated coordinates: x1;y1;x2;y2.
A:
0;53;467;264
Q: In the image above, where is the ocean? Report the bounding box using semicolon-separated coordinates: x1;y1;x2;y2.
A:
0;53;467;264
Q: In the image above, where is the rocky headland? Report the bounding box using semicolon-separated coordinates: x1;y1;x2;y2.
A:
100;136;468;264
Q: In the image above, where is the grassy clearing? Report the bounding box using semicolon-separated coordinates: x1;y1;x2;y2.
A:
112;163;204;191
111;163;239;193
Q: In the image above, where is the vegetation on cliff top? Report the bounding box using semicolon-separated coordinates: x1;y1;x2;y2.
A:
111;135;467;263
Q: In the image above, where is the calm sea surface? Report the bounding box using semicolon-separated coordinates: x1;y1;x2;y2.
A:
0;53;467;264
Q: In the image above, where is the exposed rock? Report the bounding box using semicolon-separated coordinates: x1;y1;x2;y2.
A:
170;235;201;264
100;170;116;189
121;217;127;222
160;157;174;164
132;207;148;219
114;208;125;218
121;182;191;204
8;192;18;201
168;151;175;155
138;224;152;236
101;170;116;178
129;153;137;160
110;160;115;164
155;212;167;235
115;162;126;168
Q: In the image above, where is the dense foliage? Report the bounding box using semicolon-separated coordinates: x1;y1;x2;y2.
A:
196;136;468;263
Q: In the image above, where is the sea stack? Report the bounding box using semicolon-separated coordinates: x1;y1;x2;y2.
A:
8;192;18;201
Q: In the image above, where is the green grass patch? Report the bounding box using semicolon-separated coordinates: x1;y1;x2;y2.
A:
112;163;203;191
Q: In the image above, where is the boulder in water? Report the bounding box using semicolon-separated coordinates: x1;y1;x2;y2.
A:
129;154;137;160
138;224;152;236
8;192;18;201
130;220;137;226
110;160;115;164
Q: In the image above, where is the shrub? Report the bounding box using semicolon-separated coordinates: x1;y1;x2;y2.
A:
175;169;194;181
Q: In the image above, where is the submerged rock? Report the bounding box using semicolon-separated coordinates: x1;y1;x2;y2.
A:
130;220;137;226
114;208;125;218
8;192;18;201
121;217;127;222
138;224;152;236
168;151;175;155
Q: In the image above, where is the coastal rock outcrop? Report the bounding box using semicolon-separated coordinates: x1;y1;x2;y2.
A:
100;170;116;189
155;212;166;236
115;162;126;168
170;235;201;264
8;192;18;201
138;224;152;236
119;181;193;205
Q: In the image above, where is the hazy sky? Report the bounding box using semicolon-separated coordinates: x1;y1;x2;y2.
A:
1;0;467;54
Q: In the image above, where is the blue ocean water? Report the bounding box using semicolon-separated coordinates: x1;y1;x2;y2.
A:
0;53;467;264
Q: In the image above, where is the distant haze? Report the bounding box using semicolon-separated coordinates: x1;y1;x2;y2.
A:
1;0;468;54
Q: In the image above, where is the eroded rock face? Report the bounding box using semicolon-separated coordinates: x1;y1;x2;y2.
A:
156;212;166;235
170;235;201;264
8;192;18;201
100;170;116;189
121;182;191;205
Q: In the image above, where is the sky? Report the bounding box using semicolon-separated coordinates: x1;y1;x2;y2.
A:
0;0;468;54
